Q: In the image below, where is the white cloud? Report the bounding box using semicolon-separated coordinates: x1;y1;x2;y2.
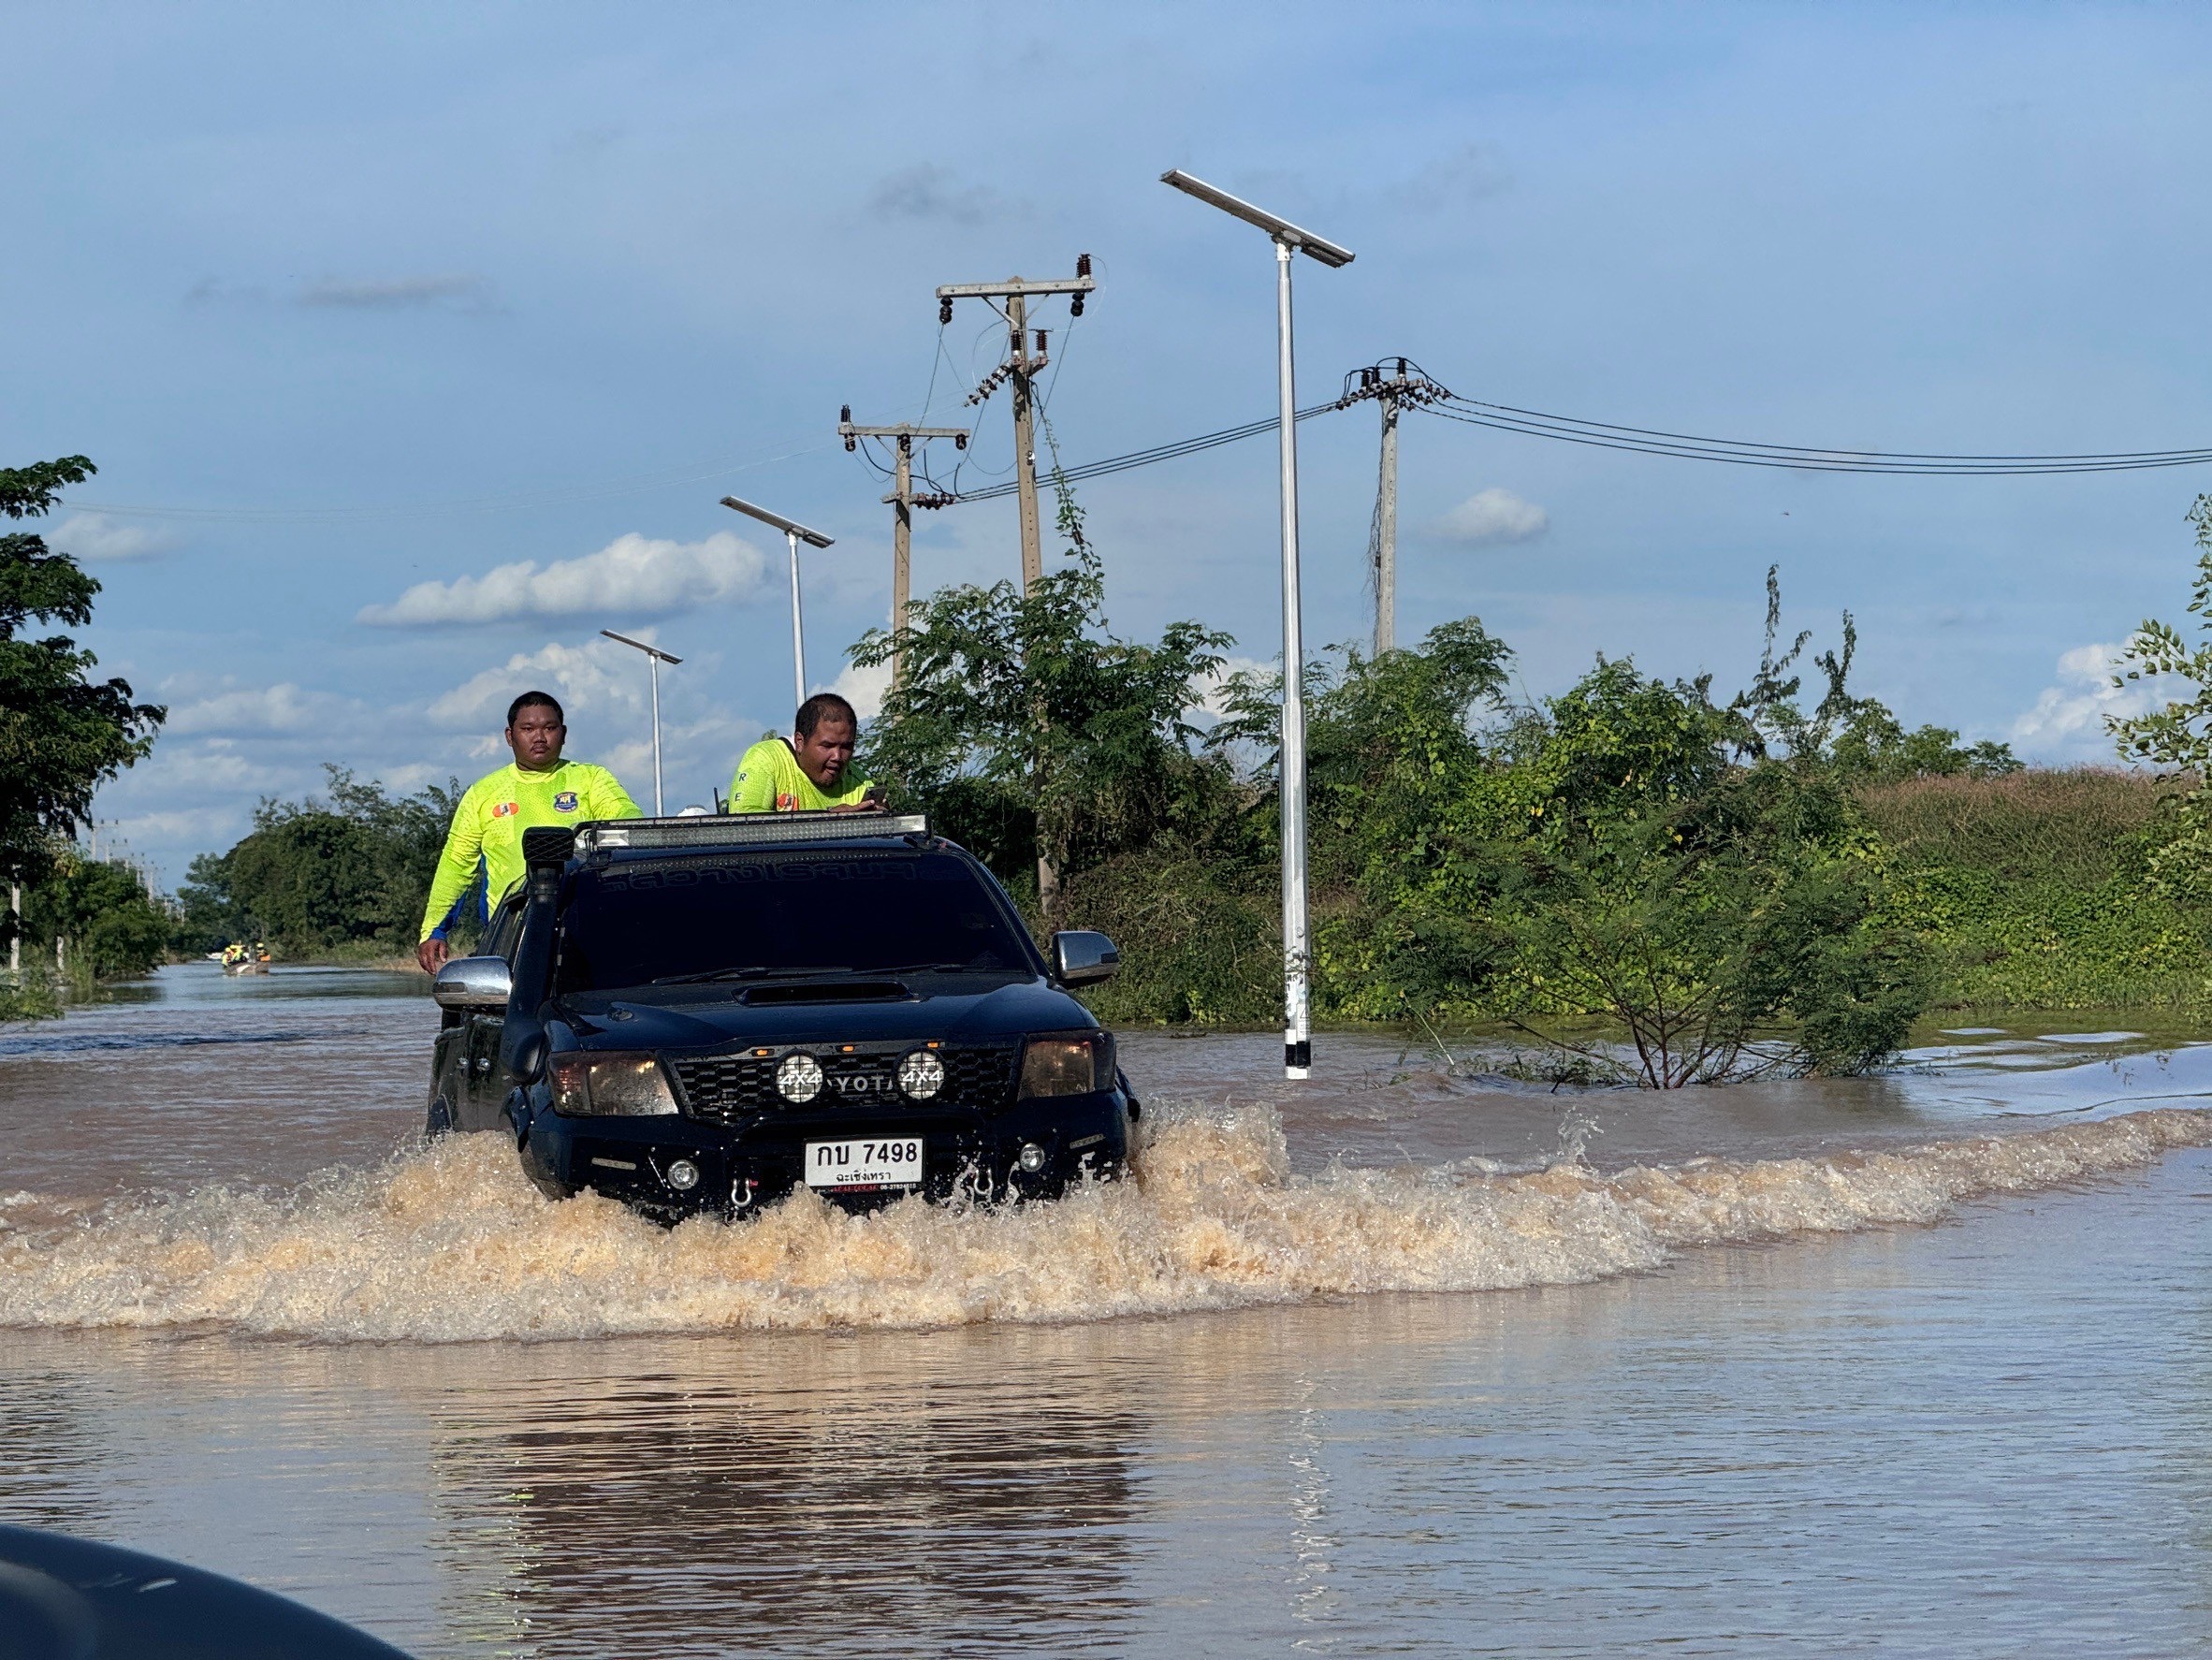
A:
359;531;769;627
429;637;650;729
165;682;355;736
1191;654;1275;720
49;513;174;561
2010;640;2180;761
1432;488;1550;546
824;658;893;721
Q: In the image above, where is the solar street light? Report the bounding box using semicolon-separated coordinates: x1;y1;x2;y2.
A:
599;630;682;815
721;495;835;715
1161;167;1355;1081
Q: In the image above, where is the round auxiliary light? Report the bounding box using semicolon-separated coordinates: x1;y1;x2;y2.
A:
777;1053;824;1104
898;1050;946;1100
1016;1143;1048;1174
665;1158;701;1191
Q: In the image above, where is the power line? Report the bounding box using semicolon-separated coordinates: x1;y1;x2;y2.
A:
933;400;1341;504
1426;397;2212;475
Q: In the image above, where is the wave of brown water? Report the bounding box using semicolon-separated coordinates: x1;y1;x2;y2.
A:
0;1101;2205;1344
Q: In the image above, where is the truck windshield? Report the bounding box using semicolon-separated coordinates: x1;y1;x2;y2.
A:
553;850;1033;993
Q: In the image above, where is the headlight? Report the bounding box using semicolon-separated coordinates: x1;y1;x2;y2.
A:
549;1051;679;1116
1018;1031;1113;1099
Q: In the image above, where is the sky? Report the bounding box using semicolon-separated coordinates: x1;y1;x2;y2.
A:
8;2;2212;886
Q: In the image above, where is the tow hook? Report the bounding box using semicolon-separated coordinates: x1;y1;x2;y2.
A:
731;1176;761;1213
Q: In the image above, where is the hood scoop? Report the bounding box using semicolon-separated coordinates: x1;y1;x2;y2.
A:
739;980;912;1006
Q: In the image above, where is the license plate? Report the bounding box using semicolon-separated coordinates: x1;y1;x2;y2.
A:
804;1136;924;1190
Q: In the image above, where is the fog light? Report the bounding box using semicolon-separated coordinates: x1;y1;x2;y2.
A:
898;1049;945;1100
777;1053;824;1103
665;1158;701;1191
1016;1143;1048;1173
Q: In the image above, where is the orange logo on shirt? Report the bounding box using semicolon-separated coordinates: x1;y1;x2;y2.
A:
492;801;519;818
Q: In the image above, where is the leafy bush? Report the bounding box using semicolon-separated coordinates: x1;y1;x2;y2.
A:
1864;768;2208;1009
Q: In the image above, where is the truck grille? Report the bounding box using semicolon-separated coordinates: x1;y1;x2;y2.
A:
669;1042;1018;1124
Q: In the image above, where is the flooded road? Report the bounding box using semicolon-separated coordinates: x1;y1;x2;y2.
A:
0;965;2207;1654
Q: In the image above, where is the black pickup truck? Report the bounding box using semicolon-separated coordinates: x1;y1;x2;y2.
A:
426;812;1135;1221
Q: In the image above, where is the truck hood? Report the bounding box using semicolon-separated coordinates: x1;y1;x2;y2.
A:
551;976;1096;1051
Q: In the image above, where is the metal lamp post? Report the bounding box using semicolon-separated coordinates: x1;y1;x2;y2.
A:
721;495;835;715
1162;167;1354;1081
599;630;681;815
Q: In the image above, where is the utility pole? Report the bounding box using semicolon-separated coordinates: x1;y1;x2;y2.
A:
837;412;968;684
1337;359;1450;662
935;256;1095;590
1376;384;1399;657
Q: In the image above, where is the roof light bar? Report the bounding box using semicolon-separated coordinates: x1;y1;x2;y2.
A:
576;813;927;854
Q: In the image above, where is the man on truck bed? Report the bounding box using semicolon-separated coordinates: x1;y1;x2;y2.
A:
416;691;641;974
727;692;882;814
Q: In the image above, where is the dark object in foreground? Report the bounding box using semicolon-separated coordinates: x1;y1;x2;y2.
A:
426;813;1137;1222
0;1522;412;1659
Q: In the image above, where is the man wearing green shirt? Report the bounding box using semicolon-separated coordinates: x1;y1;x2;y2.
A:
727;692;883;814
415;691;641;973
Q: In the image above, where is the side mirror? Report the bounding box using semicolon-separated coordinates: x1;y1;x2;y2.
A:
1051;930;1119;987
432;955;513;1012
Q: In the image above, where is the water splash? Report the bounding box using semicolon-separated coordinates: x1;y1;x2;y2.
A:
0;1100;2203;1344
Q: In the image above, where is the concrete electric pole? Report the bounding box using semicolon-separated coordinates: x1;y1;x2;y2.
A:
934;257;1096;590
1376;381;1400;657
1337;359;1450;662
837;412;968;683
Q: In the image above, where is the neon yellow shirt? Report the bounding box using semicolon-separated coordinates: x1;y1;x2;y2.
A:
727;736;873;812
418;761;640;941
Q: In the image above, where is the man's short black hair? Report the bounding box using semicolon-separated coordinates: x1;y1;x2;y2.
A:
794;692;857;738
507;691;564;728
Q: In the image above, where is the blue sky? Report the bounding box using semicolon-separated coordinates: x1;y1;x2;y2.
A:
8;3;2212;883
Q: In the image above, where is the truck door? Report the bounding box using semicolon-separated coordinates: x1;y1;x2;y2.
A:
458;896;526;1132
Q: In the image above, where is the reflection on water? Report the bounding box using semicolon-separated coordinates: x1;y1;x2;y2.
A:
427;1335;1143;1655
0;968;2205;1653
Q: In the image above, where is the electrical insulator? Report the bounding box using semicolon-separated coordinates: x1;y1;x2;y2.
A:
954;432;967;449
939;298;953;326
840;404;851;424
844;437;856;453
1396;357;1407;378
1076;253;1091;278
1035;329;1047;355
1070;293;1084;317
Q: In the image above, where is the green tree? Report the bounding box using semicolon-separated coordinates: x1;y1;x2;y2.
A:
1493;663;1928;1085
22;853;172;981
2109;494;2212;902
0;457;166;905
173;851;248;954
198;767;460;956
1831;702;2021;783
851;485;1234;925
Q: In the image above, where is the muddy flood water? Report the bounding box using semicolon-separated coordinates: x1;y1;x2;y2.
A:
0;965;2206;1656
